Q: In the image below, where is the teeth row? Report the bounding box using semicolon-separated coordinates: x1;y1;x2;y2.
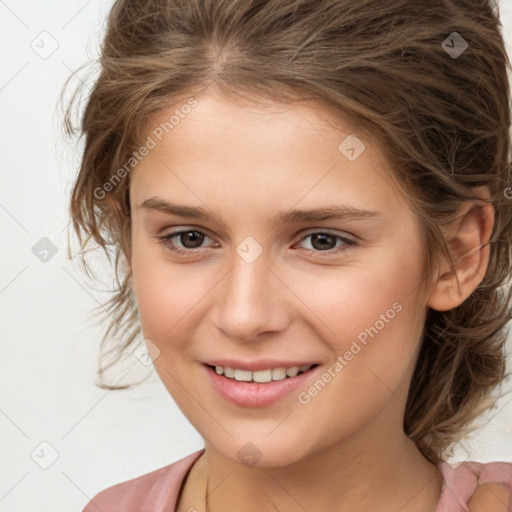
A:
214;364;313;382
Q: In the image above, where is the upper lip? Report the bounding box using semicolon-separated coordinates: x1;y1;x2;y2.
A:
203;359;319;372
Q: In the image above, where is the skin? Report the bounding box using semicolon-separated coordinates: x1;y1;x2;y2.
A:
126;84;494;512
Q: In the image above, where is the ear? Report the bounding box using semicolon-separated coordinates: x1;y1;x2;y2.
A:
427;186;494;312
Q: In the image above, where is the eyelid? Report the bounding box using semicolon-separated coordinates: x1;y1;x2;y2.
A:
168;228;215;244
158;226;357;256
160;226;355;243
161;225;356;239
292;230;357;253
298;227;356;241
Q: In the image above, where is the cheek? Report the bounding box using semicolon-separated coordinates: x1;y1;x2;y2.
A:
131;251;199;396
131;242;220;371
131;241;191;344
291;253;421;340
290;244;425;382
291;269;424;441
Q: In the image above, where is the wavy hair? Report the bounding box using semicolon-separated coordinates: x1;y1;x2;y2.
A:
63;0;512;464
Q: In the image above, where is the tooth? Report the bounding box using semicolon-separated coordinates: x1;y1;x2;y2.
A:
217;364;313;382
252;369;272;383
234;369;253;382
286;366;300;377
271;367;287;381
224;367;236;378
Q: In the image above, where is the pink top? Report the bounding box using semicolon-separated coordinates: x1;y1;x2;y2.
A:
82;449;512;512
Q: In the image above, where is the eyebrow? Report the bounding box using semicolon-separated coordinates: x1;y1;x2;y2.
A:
138;197;381;226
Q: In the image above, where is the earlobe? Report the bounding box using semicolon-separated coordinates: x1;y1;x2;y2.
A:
427;186;494;312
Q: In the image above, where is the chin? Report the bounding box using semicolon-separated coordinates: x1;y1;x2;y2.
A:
210;436;314;469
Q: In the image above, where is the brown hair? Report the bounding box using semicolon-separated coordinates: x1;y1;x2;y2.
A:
63;0;512;464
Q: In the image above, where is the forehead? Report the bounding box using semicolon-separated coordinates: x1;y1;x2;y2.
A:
129;87;408;218
143;86;366;148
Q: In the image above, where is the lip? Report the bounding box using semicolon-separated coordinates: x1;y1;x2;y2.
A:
201;362;321;408
202;359;319;372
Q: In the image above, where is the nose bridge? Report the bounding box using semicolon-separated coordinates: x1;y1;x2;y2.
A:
214;239;287;340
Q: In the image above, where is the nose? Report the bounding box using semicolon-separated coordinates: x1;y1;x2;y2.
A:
213;248;291;342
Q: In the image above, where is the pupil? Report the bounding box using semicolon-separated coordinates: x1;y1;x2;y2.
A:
312;233;335;250
182;231;204;248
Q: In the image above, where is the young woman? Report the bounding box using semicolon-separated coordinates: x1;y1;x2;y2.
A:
65;1;512;510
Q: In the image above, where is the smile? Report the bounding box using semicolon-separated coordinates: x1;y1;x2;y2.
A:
202;362;321;408
209;364;315;382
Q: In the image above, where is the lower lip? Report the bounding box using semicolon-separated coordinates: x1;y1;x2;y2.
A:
202;363;320;408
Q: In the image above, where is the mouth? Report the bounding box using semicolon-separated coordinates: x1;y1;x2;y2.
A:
202;362;322;408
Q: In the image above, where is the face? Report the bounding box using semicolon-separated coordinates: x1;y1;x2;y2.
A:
128;86;431;467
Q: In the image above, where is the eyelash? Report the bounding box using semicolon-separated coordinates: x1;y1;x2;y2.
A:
157;229;357;257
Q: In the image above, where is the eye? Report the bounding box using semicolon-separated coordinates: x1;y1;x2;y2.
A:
294;231;357;256
157;228;356;257
158;229;214;255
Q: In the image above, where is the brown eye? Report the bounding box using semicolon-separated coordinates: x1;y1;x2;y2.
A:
309;233;337;251
176;230;205;249
297;231;357;255
158;229;213;254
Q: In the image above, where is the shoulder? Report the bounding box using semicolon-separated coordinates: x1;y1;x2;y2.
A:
82;449;205;512
437;460;512;512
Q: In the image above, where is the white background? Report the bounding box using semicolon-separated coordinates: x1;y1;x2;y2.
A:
1;1;512;510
